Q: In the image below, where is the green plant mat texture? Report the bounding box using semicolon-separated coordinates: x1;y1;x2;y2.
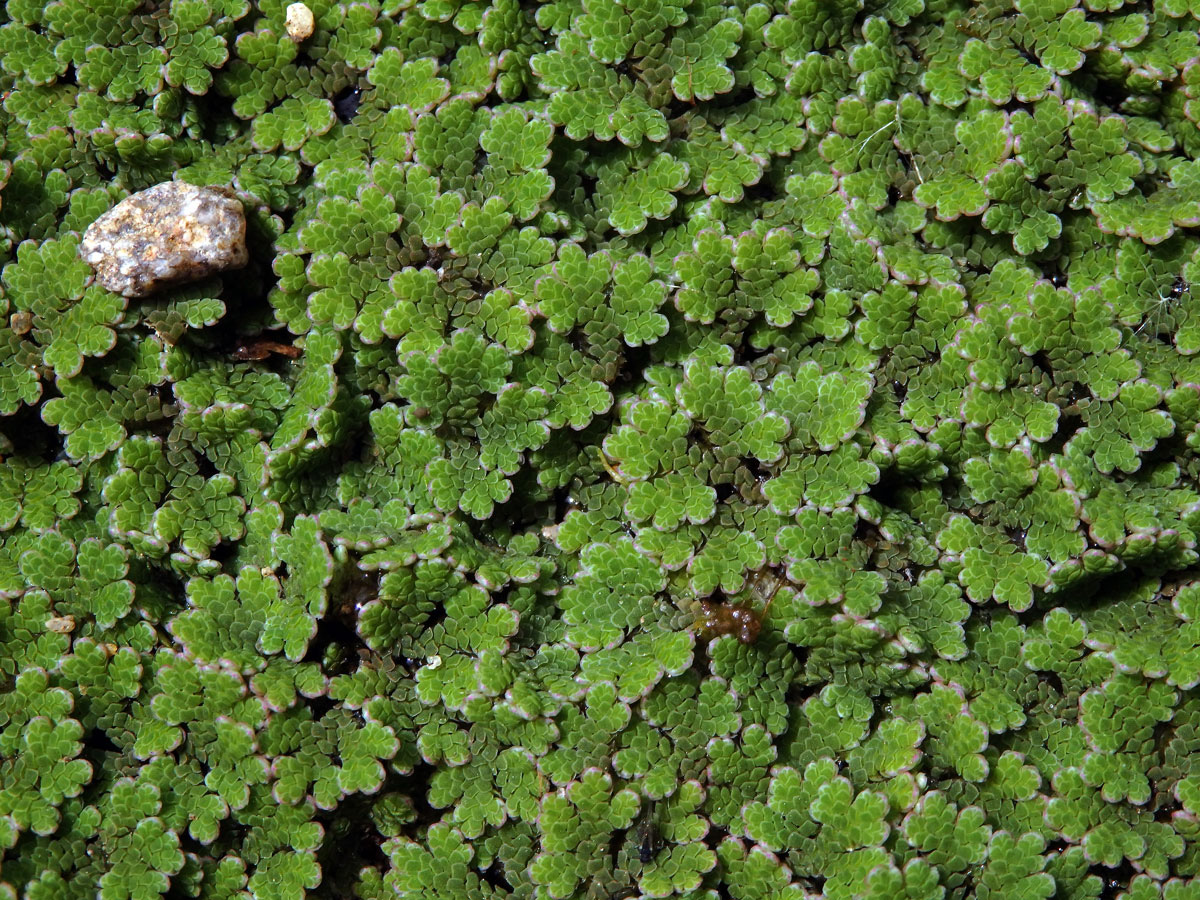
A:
4;0;1200;898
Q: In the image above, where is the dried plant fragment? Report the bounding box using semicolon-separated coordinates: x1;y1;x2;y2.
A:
232;339;302;361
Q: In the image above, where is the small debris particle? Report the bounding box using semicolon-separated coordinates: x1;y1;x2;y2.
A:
46;615;76;634
697;589;781;645
285;2;315;41
232;338;302;361
9;310;32;335
80;181;248;299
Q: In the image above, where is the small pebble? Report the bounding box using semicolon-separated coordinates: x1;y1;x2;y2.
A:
81;182;248;298
286;2;315;41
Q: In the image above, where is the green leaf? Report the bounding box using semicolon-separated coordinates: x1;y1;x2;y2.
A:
560;538;666;650
530;770;639;898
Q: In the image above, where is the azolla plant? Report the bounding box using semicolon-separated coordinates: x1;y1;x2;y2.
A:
4;0;1200;898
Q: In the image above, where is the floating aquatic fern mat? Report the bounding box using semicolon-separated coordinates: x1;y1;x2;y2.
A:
3;0;1200;897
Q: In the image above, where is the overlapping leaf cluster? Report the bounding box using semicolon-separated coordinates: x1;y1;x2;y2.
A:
4;0;1200;897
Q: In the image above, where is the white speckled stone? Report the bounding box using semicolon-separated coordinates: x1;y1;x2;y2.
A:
80;182;248;298
286;2;315;41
